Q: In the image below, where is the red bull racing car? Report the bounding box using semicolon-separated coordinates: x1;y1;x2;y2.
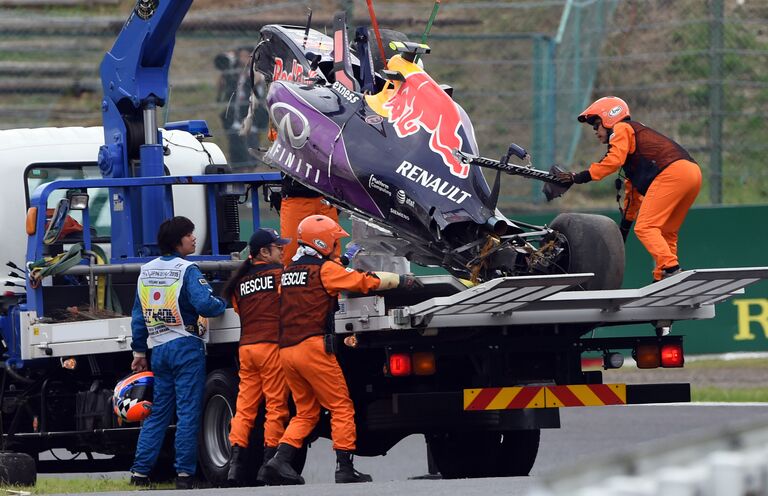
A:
253;17;623;287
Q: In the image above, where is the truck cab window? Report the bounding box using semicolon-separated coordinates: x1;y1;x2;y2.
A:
25;164;111;238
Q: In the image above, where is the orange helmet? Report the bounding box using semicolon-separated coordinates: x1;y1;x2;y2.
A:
297;215;349;256
577;96;630;129
113;371;154;423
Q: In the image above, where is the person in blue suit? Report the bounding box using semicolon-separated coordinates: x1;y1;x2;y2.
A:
128;216;226;489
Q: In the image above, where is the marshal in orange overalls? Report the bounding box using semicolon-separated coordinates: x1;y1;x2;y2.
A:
569;97;702;281
222;228;291;487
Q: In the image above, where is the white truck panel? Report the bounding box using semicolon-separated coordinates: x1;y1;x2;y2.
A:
0;126;226;291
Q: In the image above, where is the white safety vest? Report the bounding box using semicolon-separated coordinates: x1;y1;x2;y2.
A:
138;257;207;347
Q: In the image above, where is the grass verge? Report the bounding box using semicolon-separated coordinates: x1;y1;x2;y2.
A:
692;387;768;403
0;478;173;494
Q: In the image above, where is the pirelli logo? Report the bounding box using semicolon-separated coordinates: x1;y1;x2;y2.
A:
463;384;627;410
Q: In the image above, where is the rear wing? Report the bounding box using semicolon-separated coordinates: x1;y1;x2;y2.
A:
336;267;768;333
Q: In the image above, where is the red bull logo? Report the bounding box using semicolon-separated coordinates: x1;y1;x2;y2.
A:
383;72;468;179
272;57;318;85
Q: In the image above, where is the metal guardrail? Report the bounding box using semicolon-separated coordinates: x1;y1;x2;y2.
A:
527;415;768;496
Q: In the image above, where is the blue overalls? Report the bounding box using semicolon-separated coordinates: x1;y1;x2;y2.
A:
130;255;226;476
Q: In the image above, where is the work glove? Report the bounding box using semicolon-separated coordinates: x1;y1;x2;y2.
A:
340;242;363;267
543;164;572;201
398;273;423;291
555;171;575;185
619;218;633;243
556;170;592;185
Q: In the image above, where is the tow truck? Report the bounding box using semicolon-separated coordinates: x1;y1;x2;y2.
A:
0;0;766;487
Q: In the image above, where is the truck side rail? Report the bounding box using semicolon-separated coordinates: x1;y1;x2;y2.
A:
27;172;281;262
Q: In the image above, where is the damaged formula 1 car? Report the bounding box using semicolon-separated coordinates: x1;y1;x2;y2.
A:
251;14;624;288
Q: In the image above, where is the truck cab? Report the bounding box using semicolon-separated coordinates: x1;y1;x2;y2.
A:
0;126;237;315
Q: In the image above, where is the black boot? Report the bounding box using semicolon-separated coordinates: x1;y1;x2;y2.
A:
226;445;246;487
261;443;305;485
256;445;278;486
335;450;372;483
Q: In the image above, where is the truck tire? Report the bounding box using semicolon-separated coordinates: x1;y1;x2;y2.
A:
0;451;36;486
549;213;625;290
427;429;540;478
196;369;308;486
198;369;238;486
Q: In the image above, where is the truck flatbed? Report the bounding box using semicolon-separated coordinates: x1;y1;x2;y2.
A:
21;267;768;360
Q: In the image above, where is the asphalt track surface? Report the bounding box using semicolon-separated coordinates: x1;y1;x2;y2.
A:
40;403;768;495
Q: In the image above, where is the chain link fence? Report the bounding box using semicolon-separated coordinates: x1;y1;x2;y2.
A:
1;0;765;211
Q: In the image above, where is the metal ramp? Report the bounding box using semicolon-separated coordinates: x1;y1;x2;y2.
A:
335;267;768;332
620;268;765;308
406;273;592;318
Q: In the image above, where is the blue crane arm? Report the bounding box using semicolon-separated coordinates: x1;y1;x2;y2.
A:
97;0;194;257
98;0;193;179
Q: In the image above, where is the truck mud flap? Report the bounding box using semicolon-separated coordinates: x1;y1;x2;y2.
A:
464;383;690;411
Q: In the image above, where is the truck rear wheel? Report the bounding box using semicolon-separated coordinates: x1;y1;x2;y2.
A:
196;368;308;486
0;451;36;486
427;429;540;478
549;213;625;290
198;369;238;486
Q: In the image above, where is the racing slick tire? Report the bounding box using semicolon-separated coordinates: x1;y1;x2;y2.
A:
549;213;625;290
0;451;36;486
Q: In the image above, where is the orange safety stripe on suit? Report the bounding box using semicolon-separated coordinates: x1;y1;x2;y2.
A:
278;335;357;451
587;122;701;280
279;196;340;265
228;342;289;448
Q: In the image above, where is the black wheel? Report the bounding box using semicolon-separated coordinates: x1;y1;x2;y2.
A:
549;213;625;290
0;451;36;486
198;369;239;486
427;429;540;479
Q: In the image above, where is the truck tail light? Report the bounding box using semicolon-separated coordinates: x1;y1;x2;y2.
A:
634;343;661;369
26;207;38;235
389;353;412;376
661;343;684;368
412;352;436;376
